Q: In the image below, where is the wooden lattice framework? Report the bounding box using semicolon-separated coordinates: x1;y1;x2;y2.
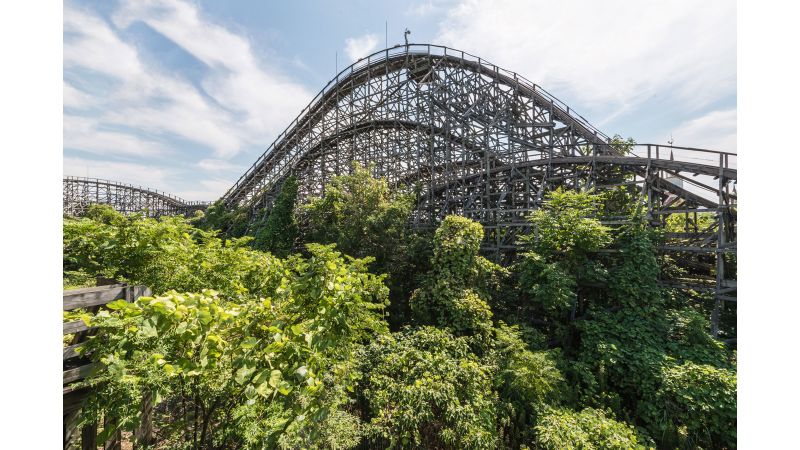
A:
63;176;210;218
63;44;736;336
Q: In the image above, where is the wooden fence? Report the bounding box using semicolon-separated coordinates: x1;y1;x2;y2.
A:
63;283;152;450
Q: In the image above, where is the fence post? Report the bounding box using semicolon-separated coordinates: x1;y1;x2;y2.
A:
81;421;97;450
103;415;122;450
64;410;80;450
134;391;154;449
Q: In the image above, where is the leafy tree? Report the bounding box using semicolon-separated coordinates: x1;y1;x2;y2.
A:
533;407;653;450
252;176;299;257
300;162;420;326
511;189;611;336
77;244;389;449
64;205;284;299
301;162;413;265
358;327;499;449
489;323;566;447
200;201;251;238
651;362;736;449
410;215;505;341
521;188;611;270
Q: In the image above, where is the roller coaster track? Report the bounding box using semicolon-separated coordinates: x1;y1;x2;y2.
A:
63;176;210;217
63;44;736;335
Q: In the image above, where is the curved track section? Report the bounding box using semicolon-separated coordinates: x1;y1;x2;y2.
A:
220;45;735;252
63;44;736;335
63;177;210;217
223;44;614;210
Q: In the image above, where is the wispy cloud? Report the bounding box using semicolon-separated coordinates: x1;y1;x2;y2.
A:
672;108;737;153
64;156;174;192
64;0;313;174
195;158;239;173
406;1;437;17
434;0;736;113
344;33;380;62
63;82;96;109
64;115;168;158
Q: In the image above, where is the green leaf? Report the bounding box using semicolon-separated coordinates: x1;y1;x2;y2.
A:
268;369;282;388
240;337;259;349
244;384;256;399
235;365;256;385
106;299;129;310
277;381;293;396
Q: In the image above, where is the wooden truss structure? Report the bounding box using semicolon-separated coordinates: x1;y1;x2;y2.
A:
62;176;209;218
63;44;736;336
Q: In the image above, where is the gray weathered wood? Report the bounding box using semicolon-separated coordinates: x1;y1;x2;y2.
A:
64;320;92;335
64;410;80;450
64;363;100;384
81;421;98;450
63;343;85;360
104;415;122;450
134;391;154;449
63;285;127;311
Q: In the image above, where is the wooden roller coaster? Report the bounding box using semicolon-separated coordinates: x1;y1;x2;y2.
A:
63;44;736;335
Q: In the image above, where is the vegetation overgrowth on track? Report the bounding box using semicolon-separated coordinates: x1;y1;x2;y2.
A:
64;165;736;449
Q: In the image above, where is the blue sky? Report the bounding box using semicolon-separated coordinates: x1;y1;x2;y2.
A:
64;0;736;200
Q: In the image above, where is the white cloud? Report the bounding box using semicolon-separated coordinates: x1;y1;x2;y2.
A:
64;115;167;157
64;0;313;166
195;158;238;173
407;1;437;17
672;108;737;153
113;0;312;137
64;156;174;192
434;0;736;114
63;82;95;109
344;33;380;62
64;6;143;80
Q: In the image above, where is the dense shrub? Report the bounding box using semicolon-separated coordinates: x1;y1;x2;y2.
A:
358;327;499;449
64;205;283;298
76;244;389;449
251;176;299;256
63;181;737;449
534;407;653;449
490;324;567;447
410;215;504;341
651;362;737;449
301;162;413;265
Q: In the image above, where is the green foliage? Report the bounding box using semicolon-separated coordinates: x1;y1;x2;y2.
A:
522;188;612;268
301;162;414;265
515;251;576;319
652;362;737;449
666;308;732;367
201;201;251;238
64;205;284;298
63;270;96;290
252;176;299;257
534;407;653;450
359;327;499;449
64;178;736;449
575;308;668;415
300;162;420;327
410;216;504;341
607;227;663;308
489;324;566;447
78;243;389;449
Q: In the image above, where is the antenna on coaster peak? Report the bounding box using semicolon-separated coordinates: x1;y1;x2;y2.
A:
404;28;411;46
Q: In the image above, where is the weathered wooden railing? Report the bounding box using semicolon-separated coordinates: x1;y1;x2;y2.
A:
63;283;152;450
